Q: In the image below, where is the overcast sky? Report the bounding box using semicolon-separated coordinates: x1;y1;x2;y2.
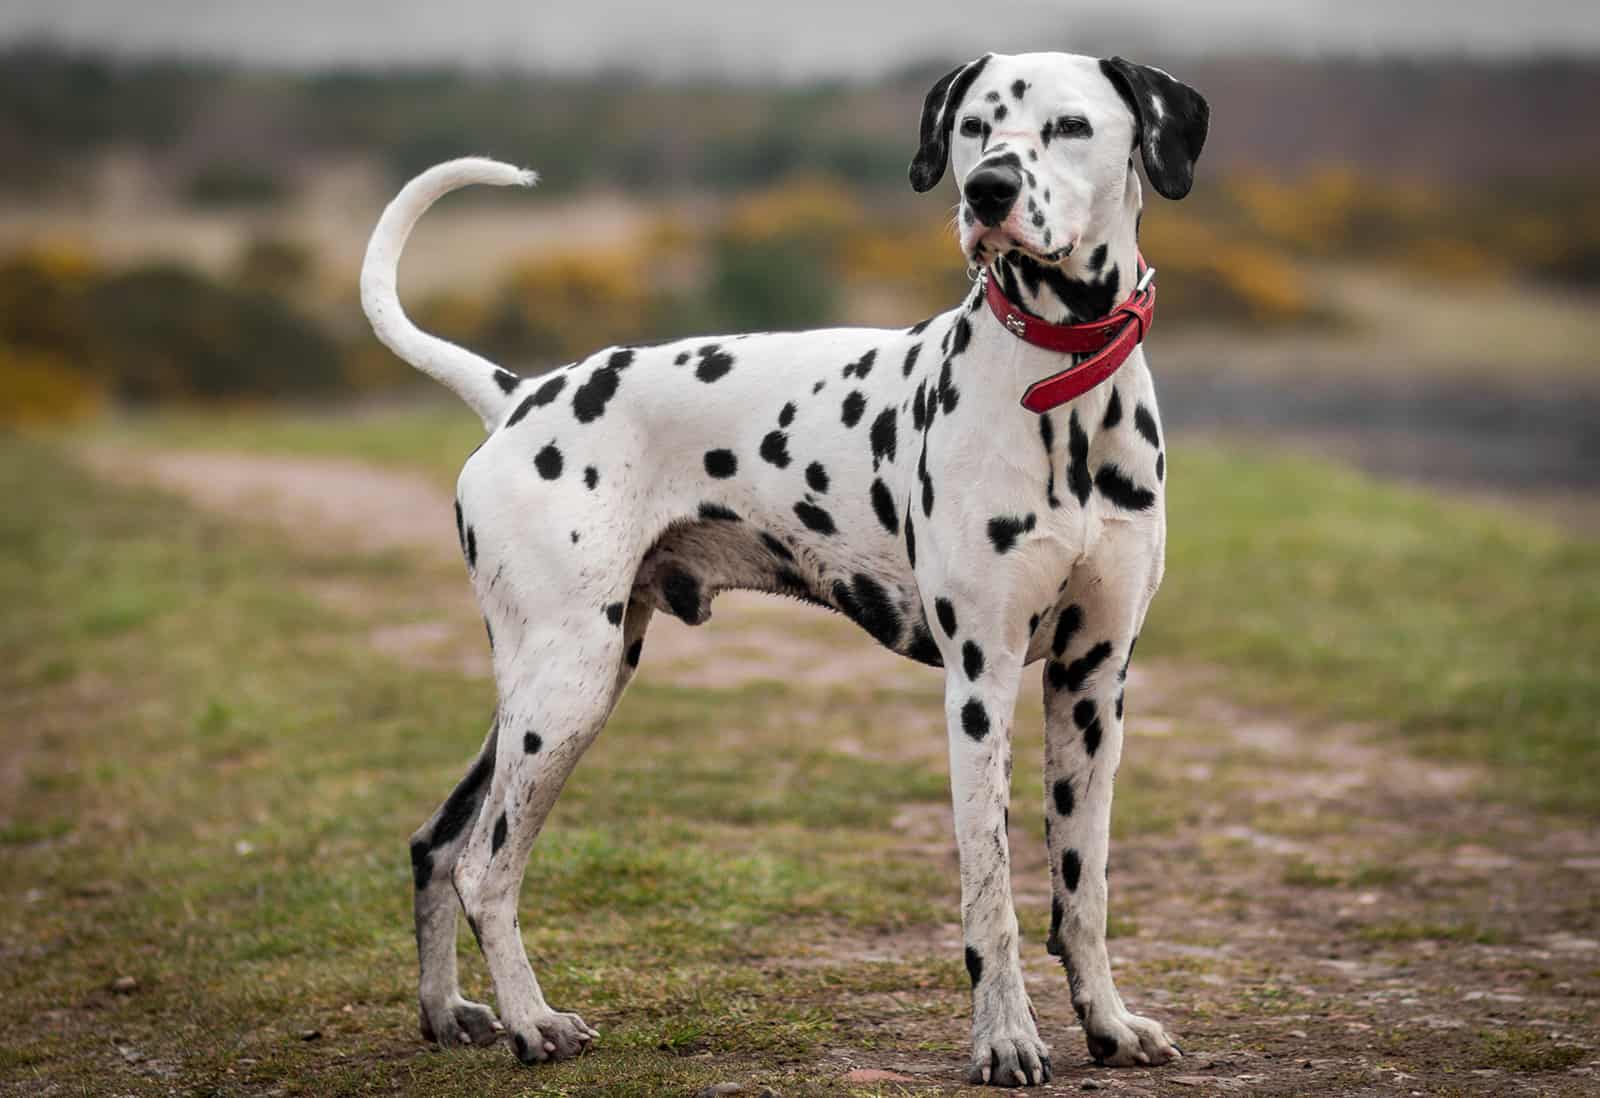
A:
4;1;1597;77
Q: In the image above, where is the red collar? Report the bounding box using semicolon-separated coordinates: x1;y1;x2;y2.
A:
983;256;1156;414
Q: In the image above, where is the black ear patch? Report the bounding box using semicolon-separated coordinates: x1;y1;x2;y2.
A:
909;54;992;193
1099;56;1209;200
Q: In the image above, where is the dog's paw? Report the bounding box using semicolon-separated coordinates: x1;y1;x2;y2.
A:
419;996;503;1047
508;1009;599;1064
1083;1008;1179;1067
967;1031;1053;1087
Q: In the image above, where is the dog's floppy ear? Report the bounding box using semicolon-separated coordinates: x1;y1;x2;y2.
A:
1099;56;1209;200
908;54;991;193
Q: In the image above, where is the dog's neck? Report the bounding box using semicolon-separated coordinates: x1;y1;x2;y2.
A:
983;187;1141;328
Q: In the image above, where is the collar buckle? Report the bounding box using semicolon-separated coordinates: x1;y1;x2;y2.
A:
1003;312;1027;337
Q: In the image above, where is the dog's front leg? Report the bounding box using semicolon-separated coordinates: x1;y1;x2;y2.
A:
945;647;1052;1087
1041;533;1178;1067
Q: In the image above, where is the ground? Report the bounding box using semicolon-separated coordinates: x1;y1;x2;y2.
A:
1;412;1596;1097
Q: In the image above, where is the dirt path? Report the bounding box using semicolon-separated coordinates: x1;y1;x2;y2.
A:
83;444;1600;1095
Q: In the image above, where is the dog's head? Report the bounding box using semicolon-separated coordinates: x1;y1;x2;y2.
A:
909;52;1209;268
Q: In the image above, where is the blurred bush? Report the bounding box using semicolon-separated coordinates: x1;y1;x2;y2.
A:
84;265;341;401
0;348;104;425
479;249;653;365
234;235;316;297
1220;168;1600;288
1141;213;1319;326
183;163;288;207
0;245;342;410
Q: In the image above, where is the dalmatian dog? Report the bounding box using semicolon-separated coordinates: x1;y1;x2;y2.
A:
360;49;1207;1088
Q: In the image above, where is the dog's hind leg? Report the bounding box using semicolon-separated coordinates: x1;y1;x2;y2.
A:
611;596;653;700
451;603;629;1065
1041;521;1177;1067
409;720;504;1046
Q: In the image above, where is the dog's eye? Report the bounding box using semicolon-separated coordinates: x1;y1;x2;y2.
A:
959;116;984;138
1054;116;1091;138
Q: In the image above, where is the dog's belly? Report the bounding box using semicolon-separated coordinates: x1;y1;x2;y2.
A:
630;326;946;664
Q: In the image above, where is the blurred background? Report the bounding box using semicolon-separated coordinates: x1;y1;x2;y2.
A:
3;4;1599;1095
2;0;1597;518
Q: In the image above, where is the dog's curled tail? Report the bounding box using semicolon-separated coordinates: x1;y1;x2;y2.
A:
361;157;538;428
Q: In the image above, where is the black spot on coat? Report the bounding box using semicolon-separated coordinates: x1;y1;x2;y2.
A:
662;568;706;624
842;348;876;379
961;698;990;741
962;640;985;680
869;406;898;470
1052;605;1082;656
832;573;901;648
491;812;508;854
1064;641;1113;692
494;368;521;393
902;342;923;377
572;362;621;423
604;601;625;625
695;344;734;382
759;430;791;468
987;513;1036;554
1102;387;1123;429
431;742;494;850
1095;464;1156;511
1052;778;1074;816
1134;403;1161;448
524;731;542;753
704;449;738;478
778;401;796;427
805;462;829;493
935;597;957;638
760;532;795;561
535;442;563;480
1063;849;1082;891
841;390;866;428
905;624;942;666
794;500;836;536
698;502;741;522
410;839;433;890
965;946;984;986
870;478;898;535
1067;411;1092;505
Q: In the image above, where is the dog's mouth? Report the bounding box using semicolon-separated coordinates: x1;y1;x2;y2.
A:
965;223;1076;268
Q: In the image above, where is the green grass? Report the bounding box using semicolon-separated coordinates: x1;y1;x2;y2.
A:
1356;919;1512;946
0;436;967;1094
1472;1028;1588;1072
6;420;1597;1094
86;401;1600;813
1153;443;1600;814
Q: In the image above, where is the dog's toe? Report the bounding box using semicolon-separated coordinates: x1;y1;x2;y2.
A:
1085;1009;1179;1067
421;997;503;1049
968;1033;1052;1087
510;1010;597;1065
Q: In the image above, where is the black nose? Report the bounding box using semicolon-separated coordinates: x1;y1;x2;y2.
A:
964;165;1021;227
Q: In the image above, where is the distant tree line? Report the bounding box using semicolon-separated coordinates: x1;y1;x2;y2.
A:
4;46;1599;203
